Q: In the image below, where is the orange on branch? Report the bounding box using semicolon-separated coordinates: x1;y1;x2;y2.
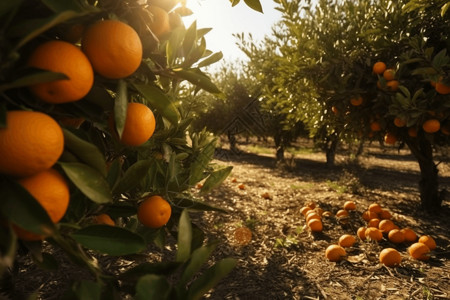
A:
422;119;440;133
118;102;156;146
370;121;382;132
384;132;397;145
94;214;115;226
386;80;399;91
137;195;171;228
350;96;363;106
383;69;396;81
373;61;386;74
147;6;171;38
394;117;406;128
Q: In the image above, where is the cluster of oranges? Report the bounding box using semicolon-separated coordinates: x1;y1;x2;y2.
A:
300;201;326;233
0;8;179;238
320;201;437;268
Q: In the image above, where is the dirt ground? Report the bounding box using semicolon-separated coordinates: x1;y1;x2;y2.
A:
194;141;450;300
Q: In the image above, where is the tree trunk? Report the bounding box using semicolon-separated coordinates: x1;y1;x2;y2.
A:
227;131;239;154
406;137;441;212
325;137;338;167
274;134;285;162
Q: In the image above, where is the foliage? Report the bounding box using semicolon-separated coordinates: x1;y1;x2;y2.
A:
0;0;265;297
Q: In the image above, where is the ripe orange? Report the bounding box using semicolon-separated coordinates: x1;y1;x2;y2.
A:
234;227;252;245
82;20;142;79
331;106;339;115
373;61;386;74
401;228;417;243
137;195;171;228
119;103;156;146
28;40;93;103
418;235;436;250
94;213;115;226
350;96;363;106
300;206;312;216
379;248;402;267
357;227;367;241
393;117;406;128
14;169;70;240
370;121;382;132
407;127;418;137
435;80;450;95
408;242;430;261
238;183;245;190
365;227;383;242
384;132;397;145
362;210;378;222
338;234;356;247
306;212;321;223
325;245;346;262
307;219;323;232
422;119;440;133
336;209;349;218
378;219;395;233
147;6;171;38
379;209;392;220
168;12;184;29
305;201;316;209
0;111;64;177
388;229;405;244
383;69;396;81
343;200;356;211
368;203;382;214
368;218;380;228
386;80;399;91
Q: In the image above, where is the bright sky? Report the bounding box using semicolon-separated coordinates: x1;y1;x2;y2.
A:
184;0;282;65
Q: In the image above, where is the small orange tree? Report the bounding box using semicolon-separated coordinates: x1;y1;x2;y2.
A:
0;0;262;298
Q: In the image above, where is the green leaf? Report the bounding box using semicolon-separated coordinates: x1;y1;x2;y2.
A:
231;0;240;7
173;68;221;94
442;2;450;17
71;225;145;256
71;280;102;300
133;83;180;125
176;210;192;262
183;21;197;56
0;0;22;18
243;0;263;13
114;80;128;138
62;129;107;177
10;10;83;50
112;160;154;194
41;0;96;13
60;162;112;204
119;261;180;281
179;243;217;287
0;180;55;235
189;141;216;185
186;258;237;300
200;166;233;195
135;275;172;300
0;71;68;92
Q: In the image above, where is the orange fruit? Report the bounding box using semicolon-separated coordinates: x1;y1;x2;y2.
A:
384;132;397;145
350;96;363;106
407;127;418;137
373;61;386;74
335;209;349;218
94;213;115;226
386;80;399;91
418;235;436;250
322;211;333;217
196;183;203;189
300;206;312;216
306;212;321;223
379;209;392;220
357;227;367;240
238;183;245;190
379;248;402;267
365;227;383;242
28;40;93;103
137;195;171;228
82;20;142;79
0;111;64;177
435;80;450;95
383;69;396;81
388;229;405;244
408;242;430;261
362;210;378;222
314;207;324;216
168;12;184;29
378;219;395;233
325;245;346;262
234;227;252;245
368;203;383;214
422;119;440;133
231;178;237;183
370;121;381;132
401;228;417;243
305;201;316;209
119;102;156;146
368;218;380;228
394;117;406;128
331;106;339;115
307;219;323;232
338;234;356;248
147;6;171;38
13;169;70;240
343;200;356;211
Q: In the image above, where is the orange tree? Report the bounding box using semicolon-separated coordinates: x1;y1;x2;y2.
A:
0;0;262;298
262;0;449;211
